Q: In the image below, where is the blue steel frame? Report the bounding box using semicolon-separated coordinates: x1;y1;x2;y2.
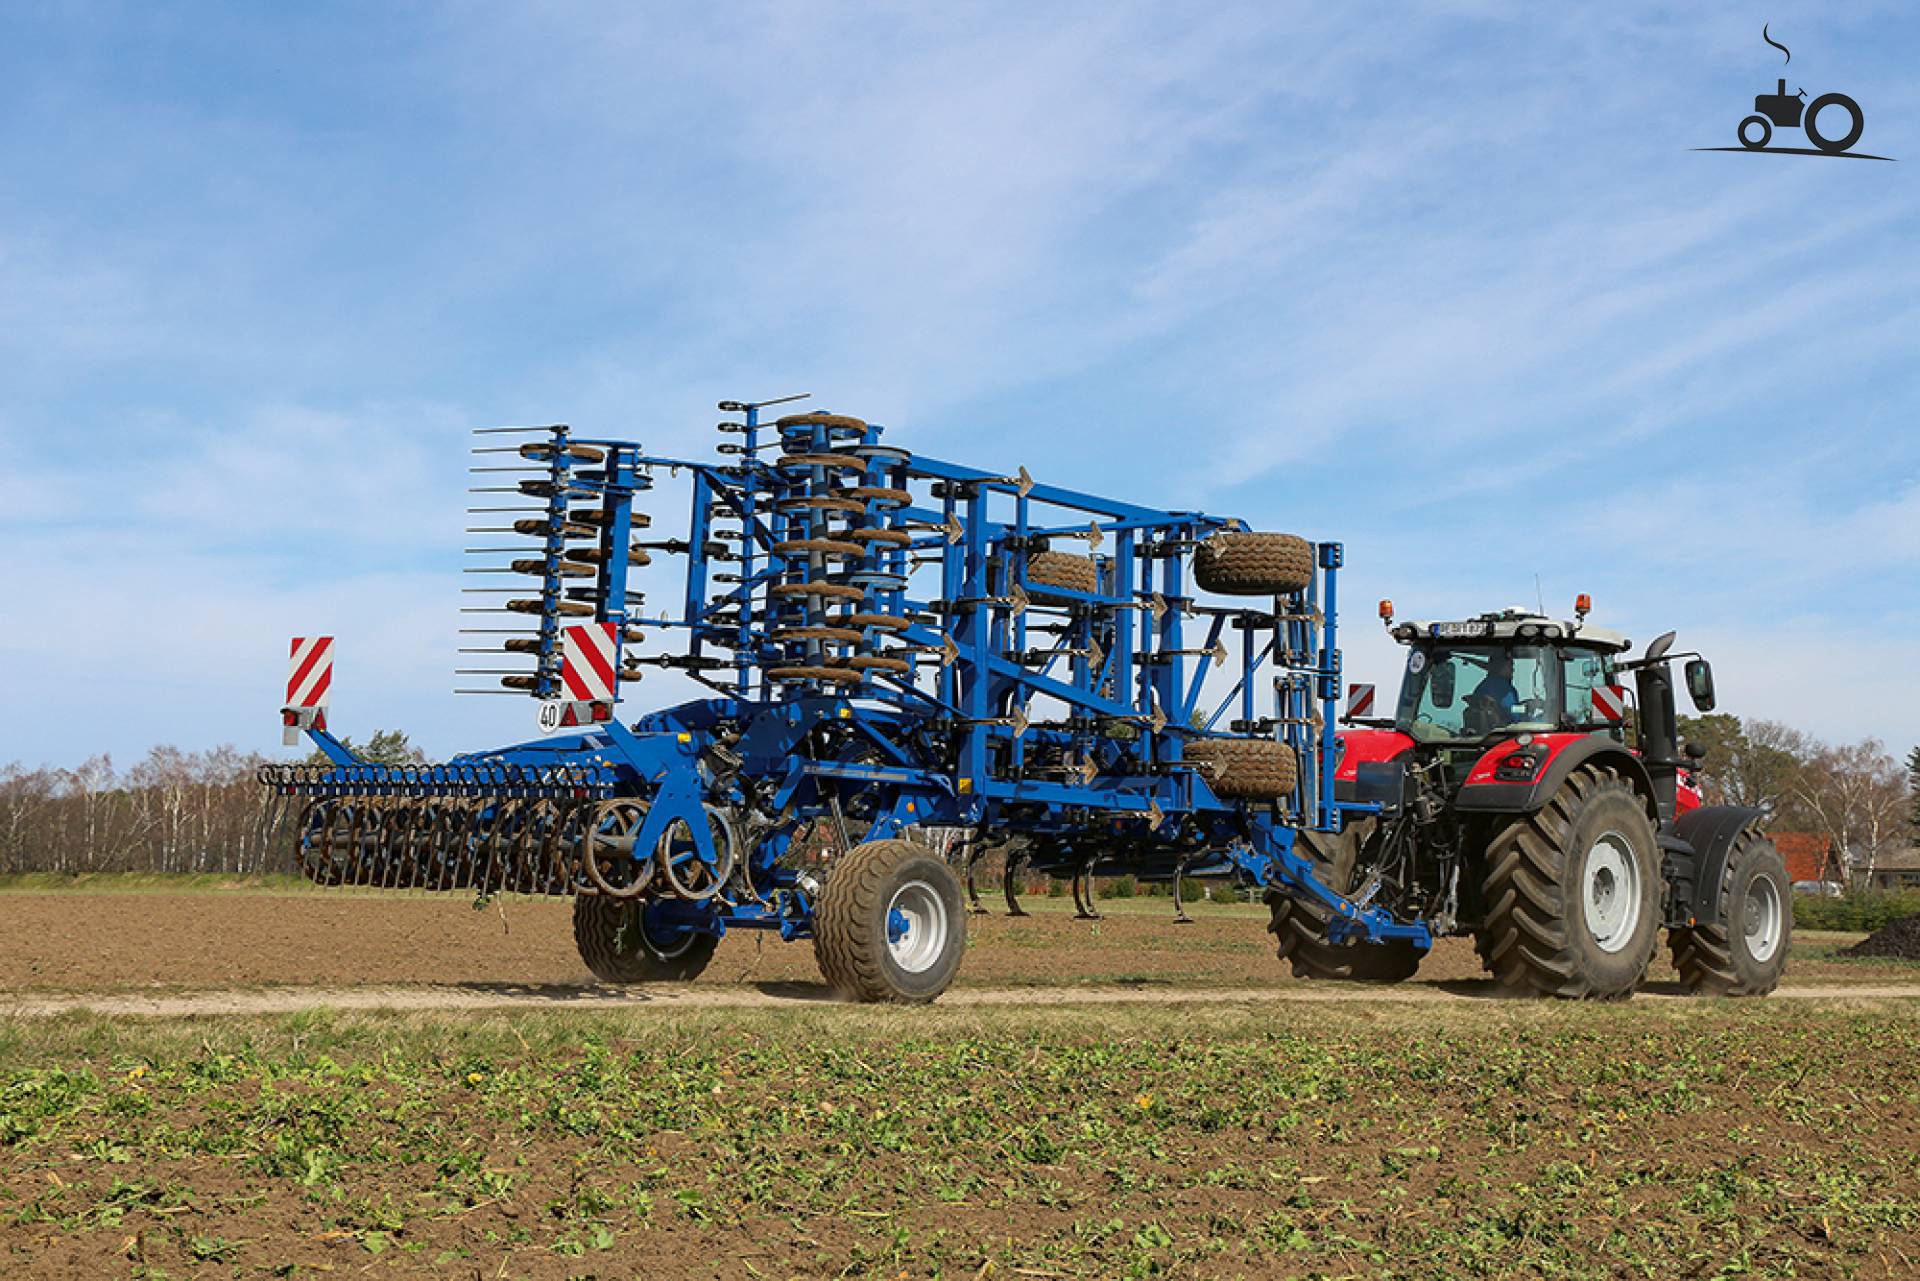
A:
285;408;1431;952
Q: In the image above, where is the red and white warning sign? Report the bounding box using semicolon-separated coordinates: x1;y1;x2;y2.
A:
560;622;619;704
1592;684;1628;723
1347;682;1376;718
286;636;334;711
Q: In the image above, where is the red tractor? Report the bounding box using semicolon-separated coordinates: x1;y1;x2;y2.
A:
1271;598;1790;999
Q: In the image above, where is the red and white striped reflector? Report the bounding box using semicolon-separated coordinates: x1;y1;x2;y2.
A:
1592;684;1627;723
560;622;619;703
286;636;334;710
1348;682;1376;718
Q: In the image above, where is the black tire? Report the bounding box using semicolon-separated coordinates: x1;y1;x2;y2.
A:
1266;827;1424;983
1026;550;1099;595
1475;767;1660;999
1186;738;1298;801
1192;532;1314;595
573;896;718;983
1738;114;1772;150
815;839;966;1003
1804;93;1863;154
1670;827;1791;996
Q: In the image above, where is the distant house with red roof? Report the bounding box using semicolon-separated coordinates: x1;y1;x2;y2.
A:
1772;832;1841;885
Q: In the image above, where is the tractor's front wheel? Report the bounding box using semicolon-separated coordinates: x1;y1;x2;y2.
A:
1475;767;1660;999
1266;827;1425;984
815;839;967;1003
1670;826;1791;996
573;895;718;984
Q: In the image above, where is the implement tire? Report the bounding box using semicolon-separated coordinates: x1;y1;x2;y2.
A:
1026;551;1099;595
1670;826;1790;996
1266;827;1424;983
573;896;717;984
1475;766;1660;999
815;839;966;1003
1187;738;1298;801
1193;532;1314;595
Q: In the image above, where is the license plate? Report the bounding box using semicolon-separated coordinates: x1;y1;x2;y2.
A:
1432;620;1491;639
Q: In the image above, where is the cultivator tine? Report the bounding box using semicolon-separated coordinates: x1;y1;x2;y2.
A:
1171;854;1195;924
1072;853;1102;921
1002;847;1030;917
960;835;991;916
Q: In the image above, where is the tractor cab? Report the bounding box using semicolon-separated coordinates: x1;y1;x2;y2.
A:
1382;606;1631;746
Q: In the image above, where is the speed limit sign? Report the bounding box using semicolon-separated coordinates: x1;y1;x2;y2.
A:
537;700;565;733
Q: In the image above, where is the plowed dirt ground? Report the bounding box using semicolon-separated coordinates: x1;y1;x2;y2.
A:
2;886;1913;999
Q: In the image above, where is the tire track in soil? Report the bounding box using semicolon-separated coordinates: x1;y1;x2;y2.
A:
7;981;1920;1019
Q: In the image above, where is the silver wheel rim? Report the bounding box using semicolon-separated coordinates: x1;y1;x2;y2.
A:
1582;831;1642;954
885;880;949;974
1743;873;1784;963
643;917;699;959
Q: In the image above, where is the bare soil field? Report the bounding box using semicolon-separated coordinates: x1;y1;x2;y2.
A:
2;887;1914;999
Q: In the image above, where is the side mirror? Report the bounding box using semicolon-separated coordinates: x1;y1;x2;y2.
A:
1684;659;1715;712
1431;662;1456;708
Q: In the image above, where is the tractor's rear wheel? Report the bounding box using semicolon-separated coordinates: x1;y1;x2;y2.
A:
1192;531;1314;595
573;895;718;983
1670;826;1791;996
815;839;966;1003
1475;766;1660;999
1266;827;1424;983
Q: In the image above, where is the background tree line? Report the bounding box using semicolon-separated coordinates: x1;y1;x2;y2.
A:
0;723;1914;880
1679;714;1916;885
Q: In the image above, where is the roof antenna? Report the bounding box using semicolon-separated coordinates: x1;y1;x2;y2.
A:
1534;574;1544;616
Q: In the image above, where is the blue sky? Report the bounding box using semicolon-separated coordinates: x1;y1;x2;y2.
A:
2;1;1916;768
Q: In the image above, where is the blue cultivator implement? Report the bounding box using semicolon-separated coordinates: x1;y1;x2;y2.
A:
260;398;1430;1001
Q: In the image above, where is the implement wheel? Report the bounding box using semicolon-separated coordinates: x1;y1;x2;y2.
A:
815;839;966;1003
1475;766;1660;999
1186;738;1298;801
1026;550;1099;595
1670;825;1790;996
1192;531;1314;595
1266;827;1423;983
573;896;717;983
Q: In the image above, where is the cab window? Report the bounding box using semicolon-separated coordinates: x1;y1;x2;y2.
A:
1398;644;1555;741
1562;650;1612;729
